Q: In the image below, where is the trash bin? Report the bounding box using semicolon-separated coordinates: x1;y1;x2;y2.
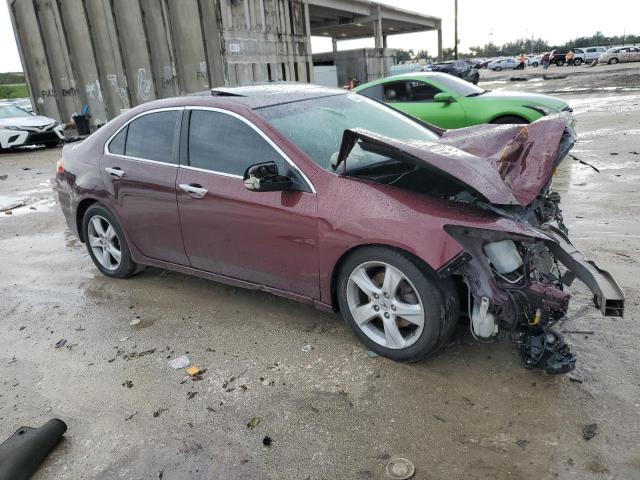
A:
72;113;90;136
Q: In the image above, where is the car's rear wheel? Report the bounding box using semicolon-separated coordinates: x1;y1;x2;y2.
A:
82;204;137;278
493;66;502;71
337;247;458;362
473;74;479;85
556;59;565;66
532;62;539;67
574;58;583;66
608;57;618;64
490;115;528;124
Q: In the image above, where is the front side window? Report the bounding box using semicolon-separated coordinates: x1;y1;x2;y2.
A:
382;81;410;102
188;110;283;177
110;110;179;163
257;93;439;172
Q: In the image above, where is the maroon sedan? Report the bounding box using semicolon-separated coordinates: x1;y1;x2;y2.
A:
56;84;623;371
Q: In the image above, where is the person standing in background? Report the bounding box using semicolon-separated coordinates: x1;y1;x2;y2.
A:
542;52;551;69
518;53;526;69
566;50;575;66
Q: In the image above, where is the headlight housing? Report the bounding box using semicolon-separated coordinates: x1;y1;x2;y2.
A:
2;126;24;131
523;105;556;116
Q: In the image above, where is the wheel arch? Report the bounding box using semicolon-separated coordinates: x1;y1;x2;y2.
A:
76;197;100;242
487;112;532;124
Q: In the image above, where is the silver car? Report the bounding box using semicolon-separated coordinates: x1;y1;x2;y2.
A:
598;46;640;65
487;58;518;71
573;46;607;65
0;104;64;151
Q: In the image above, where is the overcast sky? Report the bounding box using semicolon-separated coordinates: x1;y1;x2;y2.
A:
1;0;639;72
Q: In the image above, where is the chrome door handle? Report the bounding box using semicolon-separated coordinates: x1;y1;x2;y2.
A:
105;167;125;178
179;183;208;199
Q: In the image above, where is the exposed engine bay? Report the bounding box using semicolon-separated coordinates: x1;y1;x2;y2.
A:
336;116;625;374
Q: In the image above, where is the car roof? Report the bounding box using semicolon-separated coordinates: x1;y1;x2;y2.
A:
354;71;460;89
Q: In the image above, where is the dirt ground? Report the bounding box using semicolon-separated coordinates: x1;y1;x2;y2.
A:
1;64;639;480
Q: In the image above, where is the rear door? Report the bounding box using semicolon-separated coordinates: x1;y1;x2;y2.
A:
101;108;188;265
176;107;319;299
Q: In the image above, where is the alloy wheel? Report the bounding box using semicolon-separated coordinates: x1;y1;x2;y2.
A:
87;215;122;271
346;261;425;349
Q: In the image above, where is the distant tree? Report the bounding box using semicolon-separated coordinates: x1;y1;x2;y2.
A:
395;48;414;62
414;49;430;60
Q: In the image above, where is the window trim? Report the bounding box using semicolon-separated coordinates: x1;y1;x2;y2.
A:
183;106;316;193
103;107;184;165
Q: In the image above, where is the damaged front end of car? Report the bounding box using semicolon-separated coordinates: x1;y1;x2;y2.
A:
336;114;625;374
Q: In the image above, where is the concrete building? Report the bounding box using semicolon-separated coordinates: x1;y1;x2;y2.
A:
8;0;441;127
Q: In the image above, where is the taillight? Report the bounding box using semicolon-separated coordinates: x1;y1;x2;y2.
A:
56;158;64;174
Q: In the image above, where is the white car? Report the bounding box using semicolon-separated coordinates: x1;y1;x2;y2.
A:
573;46;607;65
598;46;640;65
526;55;543;67
487;58;518;71
0;104;64;151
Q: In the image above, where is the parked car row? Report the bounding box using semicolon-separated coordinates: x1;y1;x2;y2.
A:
53;77;623;373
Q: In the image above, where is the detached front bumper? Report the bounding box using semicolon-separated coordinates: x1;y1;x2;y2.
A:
543;225;625;317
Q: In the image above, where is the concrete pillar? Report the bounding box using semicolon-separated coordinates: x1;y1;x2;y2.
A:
437;26;443;61
374;18;383;49
332;38;338;52
383;35;388;49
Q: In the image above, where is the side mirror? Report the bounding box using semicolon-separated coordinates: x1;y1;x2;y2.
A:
243;161;293;192
434;93;455;103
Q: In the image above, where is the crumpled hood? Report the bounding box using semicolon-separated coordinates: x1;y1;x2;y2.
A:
336;114;576;207
0;115;57;128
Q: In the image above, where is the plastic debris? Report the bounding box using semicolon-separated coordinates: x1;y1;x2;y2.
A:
122;380;133;388
262;436;272;446
168;355;190;369
385;457;415;479
54;339;67;349
583;423;598;440
366;350;379;358
124;349;156;360
129;317;141;326
153;408;167;418
186;391;197;400
301;344;312;353
247;416;261;429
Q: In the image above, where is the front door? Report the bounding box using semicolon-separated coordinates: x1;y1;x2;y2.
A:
176;108;319;299
383;80;467;129
100;108;188;265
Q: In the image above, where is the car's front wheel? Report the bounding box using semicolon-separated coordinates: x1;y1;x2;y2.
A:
608;57;619;64
82;204;137;278
556;59;565;66
337;247;458;362
490;115;528;124
574;58;583;66
532;62;539;67
493;66;502;71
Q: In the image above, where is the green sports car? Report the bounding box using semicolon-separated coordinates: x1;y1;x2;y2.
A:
354;72;571;129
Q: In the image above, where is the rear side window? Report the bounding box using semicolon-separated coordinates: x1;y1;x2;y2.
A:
188;110;283;176
358;84;384;102
408;80;441;101
115;111;179;163
382;81;410;102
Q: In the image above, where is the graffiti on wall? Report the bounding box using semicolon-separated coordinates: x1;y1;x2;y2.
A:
137;68;153;101
106;73;131;109
161;64;177;90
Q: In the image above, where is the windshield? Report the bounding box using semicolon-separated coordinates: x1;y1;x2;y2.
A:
430;74;485;97
257;94;439;171
0;105;32;119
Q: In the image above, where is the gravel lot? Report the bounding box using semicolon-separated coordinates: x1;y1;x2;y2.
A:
1;64;639;479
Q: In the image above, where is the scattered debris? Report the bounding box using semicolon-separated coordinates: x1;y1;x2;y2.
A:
206;406;216;412
516;439;529;449
262;436;272;446
22;167;31;171
186;366;205;377
509;76;528;82
153;408;168;418
239;384;248;392
385;457;415;480
610;152;618;156
186;391;197;400
7;357;17;365
568;376;583;384
301;344;312;353
119;336;130;342
520;328;576;374
124;349;156;360
122;380;133;388
562;330;594;335
366;350;379;358
168;355;190;369
630;151;639;155
583;423;598;440
247;416;261;429
0;175;7;180
543;74;567;80
129;317;141;326
125;412;137;421
1;201;25;213
432;414;446;423
569;154;600;173
54;339;67;349
75;326;86;331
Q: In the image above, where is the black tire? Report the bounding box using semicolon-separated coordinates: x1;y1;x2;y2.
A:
473;74;479;85
574;58;583;66
44;142;59;148
493;66;502;71
555;59;565;66
490;115;529;124
608;57;618;64
336;246;459;362
532;62;539;67
82;203;137;279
